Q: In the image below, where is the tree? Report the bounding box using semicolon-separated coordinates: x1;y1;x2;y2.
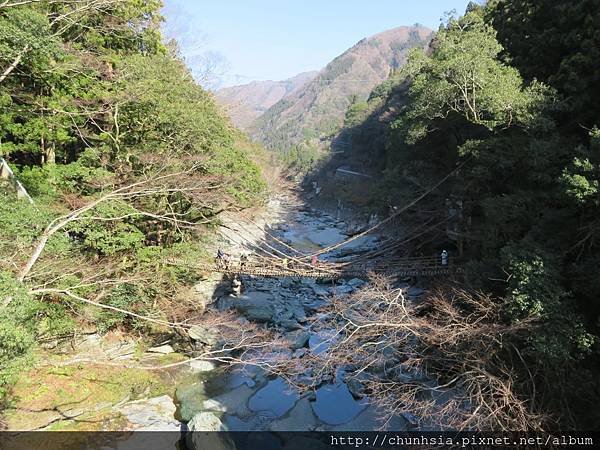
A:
397;10;552;144
486;0;600;135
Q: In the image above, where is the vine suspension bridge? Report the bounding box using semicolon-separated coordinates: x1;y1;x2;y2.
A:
175;256;457;279
169;164;467;280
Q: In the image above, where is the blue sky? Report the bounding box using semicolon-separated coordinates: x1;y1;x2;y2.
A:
162;0;475;88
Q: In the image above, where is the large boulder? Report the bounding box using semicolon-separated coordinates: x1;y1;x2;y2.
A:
175;382;206;423
186;412;234;450
185;274;226;313
188;325;218;347
234;292;275;322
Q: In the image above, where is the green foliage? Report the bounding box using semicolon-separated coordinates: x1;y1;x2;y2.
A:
344;100;370;128
396;11;554;144
0;0;266;410
280;143;322;172
94;283;150;333
500;243;564;319
0;7;60;76
17;160;112;198
486;0;600;132
116;54;234;161
0;191;71;258
560;129;600;206
67;202;146;256
0;271;75;402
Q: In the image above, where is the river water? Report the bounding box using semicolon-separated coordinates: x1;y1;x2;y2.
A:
176;197;413;435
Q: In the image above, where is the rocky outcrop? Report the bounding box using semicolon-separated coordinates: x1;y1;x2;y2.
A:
117;395;181;431
186;412;234;450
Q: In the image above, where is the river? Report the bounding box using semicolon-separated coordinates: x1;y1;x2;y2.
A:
176;193;415;443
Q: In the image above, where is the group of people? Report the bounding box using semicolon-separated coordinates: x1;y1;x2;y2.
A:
216;249;249;270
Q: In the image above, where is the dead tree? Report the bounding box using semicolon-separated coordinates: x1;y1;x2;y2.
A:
279;276;545;431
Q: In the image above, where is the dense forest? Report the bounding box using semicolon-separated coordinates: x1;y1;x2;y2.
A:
325;0;600;429
0;0;266;412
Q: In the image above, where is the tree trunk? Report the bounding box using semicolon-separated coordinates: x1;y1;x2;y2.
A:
0;44;29;84
45;145;56;165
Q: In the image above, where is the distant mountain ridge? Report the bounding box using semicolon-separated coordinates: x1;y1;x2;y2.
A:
215;71;318;129
249;25;434;154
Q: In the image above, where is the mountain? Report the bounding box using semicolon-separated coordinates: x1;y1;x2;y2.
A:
215;71;318;129
250;25;433;154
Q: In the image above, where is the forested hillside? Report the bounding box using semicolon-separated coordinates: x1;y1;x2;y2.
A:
324;0;600;428
251;25;433;170
215;71;318;130
0;0;265;411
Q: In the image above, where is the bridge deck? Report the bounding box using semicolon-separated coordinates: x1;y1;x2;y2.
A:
172;256;458;279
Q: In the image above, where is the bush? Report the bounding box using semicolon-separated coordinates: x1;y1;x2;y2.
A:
0;272;36;402
67;201;146;256
16;160;112;198
94;283;152;333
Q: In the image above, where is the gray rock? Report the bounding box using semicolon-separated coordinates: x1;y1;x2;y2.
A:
293;348;308;358
116;395;181;431
346;379;365;399
188;360;216;373
216;295;236;311
406;286;425;297
268;397;319;432
402;411;420;427
347;278;366;288
203;384;255;417
327;406;407;431
188;325;218;347
331;284;354;296
147;344;174;354
201;399;227;413
186;412;234;450
279;319;302;331
286;331;310;350
235;292;275;322
175;382;206;422
291;305;307;322
193;275;222;301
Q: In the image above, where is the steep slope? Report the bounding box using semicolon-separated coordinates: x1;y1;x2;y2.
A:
251;25;433;154
216;71;318;129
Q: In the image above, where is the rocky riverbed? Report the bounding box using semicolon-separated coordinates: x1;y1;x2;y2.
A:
177;195;423;447
3;194;427;450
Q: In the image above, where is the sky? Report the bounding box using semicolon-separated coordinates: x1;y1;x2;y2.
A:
162;0;476;89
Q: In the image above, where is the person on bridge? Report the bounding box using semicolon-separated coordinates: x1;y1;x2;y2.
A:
311;255;318;266
216;248;230;270
441;250;449;266
240;254;248;269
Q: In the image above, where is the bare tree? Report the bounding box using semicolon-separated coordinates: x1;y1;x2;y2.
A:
162;3;231;90
275;276;545;431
